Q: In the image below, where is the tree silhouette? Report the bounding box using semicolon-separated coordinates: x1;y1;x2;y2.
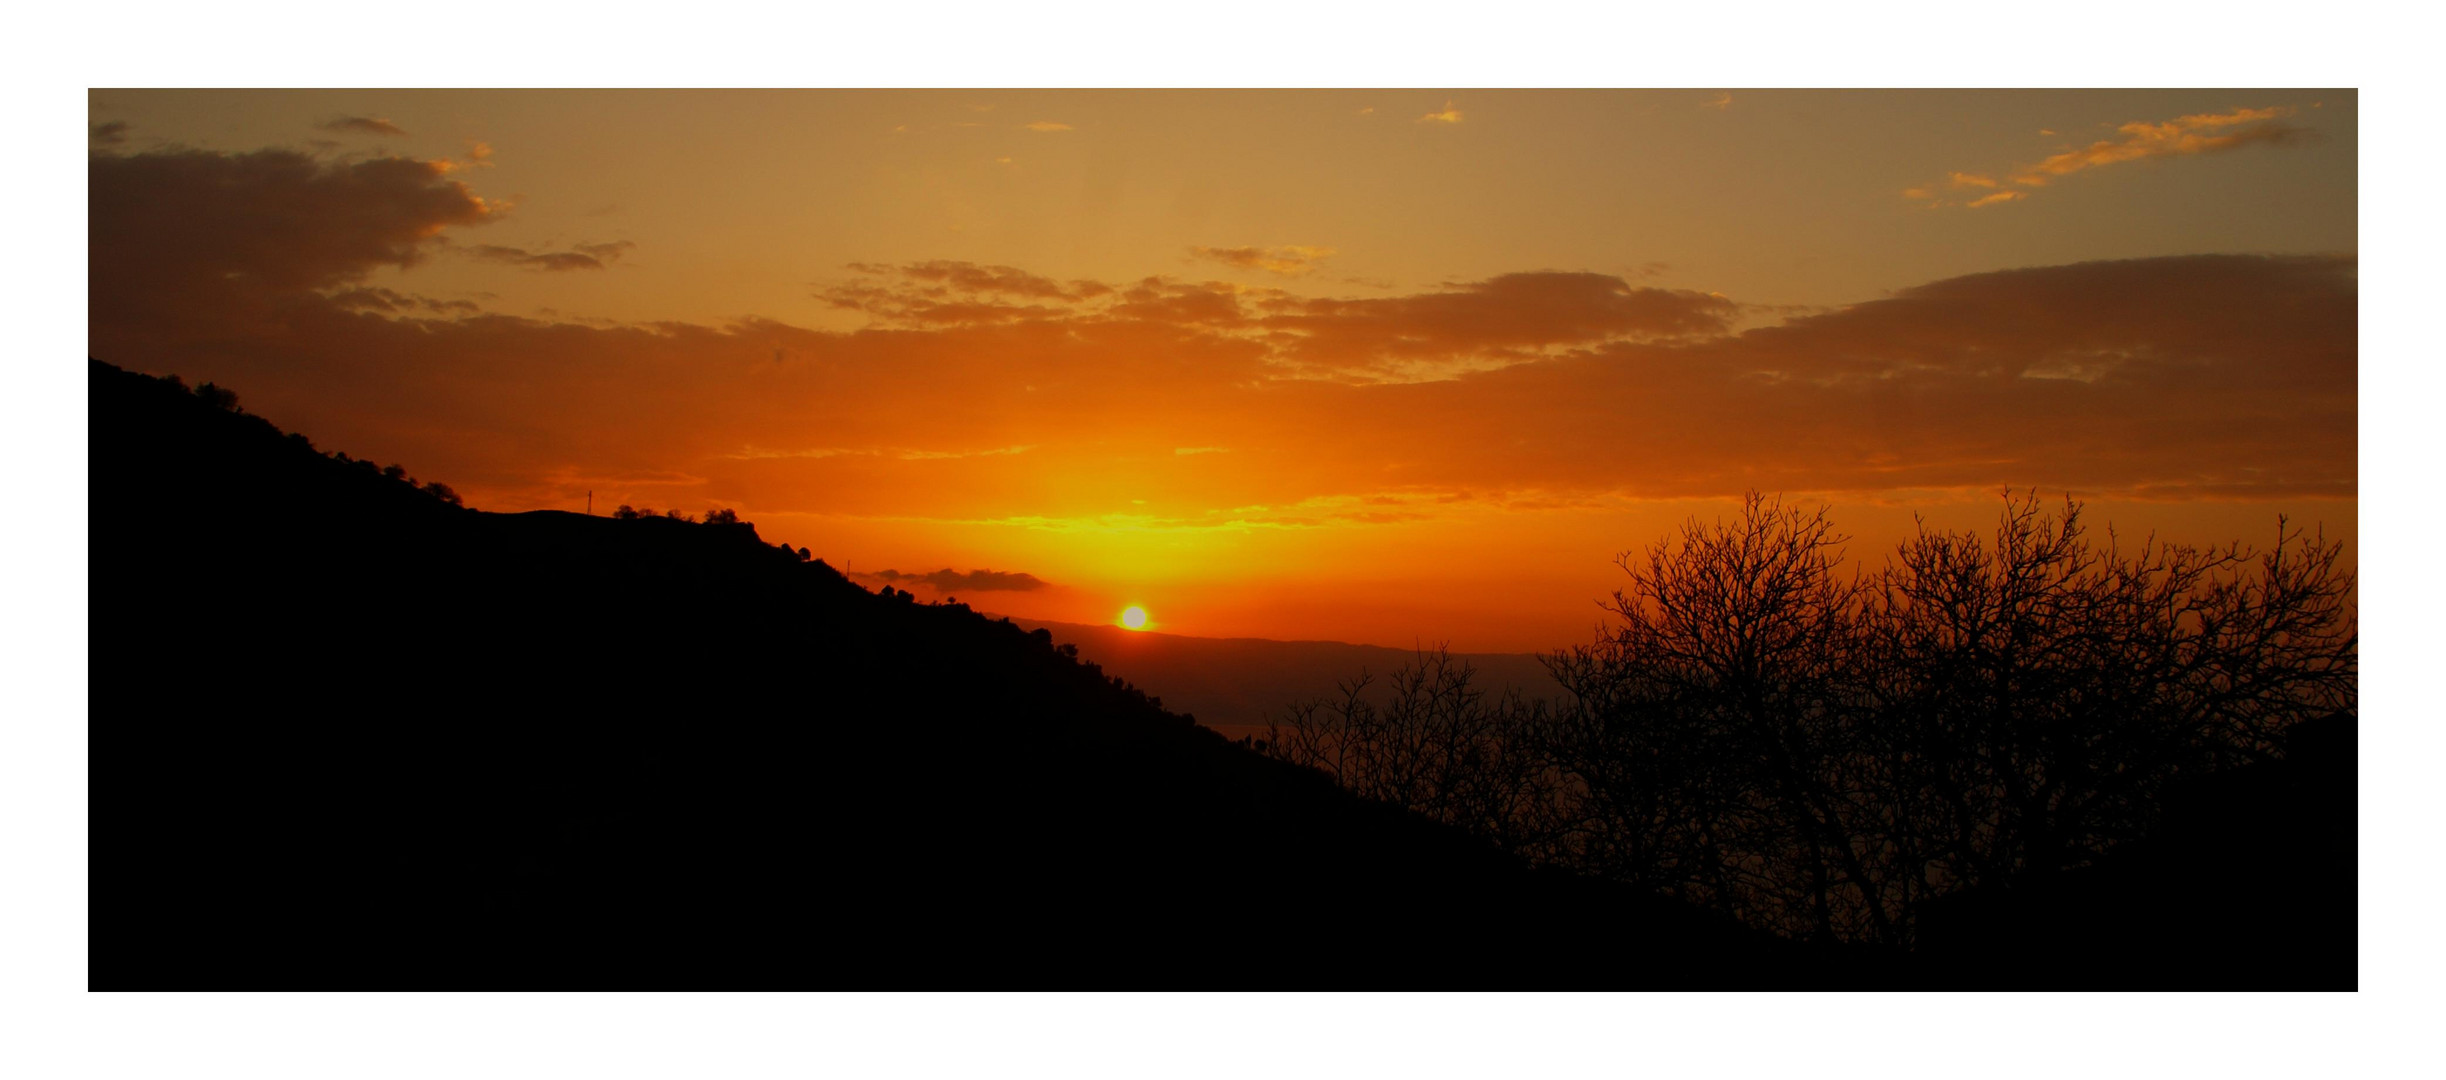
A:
1268;490;2357;947
1543;493;1888;940
1858;494;2356;922
1267;650;1573;863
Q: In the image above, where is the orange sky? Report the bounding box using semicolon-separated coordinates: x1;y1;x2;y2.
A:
87;90;2357;651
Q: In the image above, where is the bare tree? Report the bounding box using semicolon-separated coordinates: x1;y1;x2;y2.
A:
1267;650;1573;863
1269;490;2357;948
1862;493;2357;914
1545;493;1888;941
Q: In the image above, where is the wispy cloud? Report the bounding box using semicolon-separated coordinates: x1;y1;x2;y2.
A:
91;121;129;146
1189;244;1337;277
1701;91;1733;111
430;141;497;175
1418;101;1464;125
321;116;408;137
2012;106;2304;185
728;444;1035;461
897;445;1035;460
1022;121;1073;132
1908;105;2309;209
465;240;634;272
323;286;482;316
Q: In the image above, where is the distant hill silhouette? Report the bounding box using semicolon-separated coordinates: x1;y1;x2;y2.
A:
89;359;1810;988
999;618;1559;740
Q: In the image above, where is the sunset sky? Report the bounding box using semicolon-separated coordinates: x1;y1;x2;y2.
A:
86;89;2358;651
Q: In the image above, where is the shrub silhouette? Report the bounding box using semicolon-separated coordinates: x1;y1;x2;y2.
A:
606;503;753;527
1268;491;2356;947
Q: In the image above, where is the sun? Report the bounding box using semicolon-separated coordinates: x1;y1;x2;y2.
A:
1119;606;1149;630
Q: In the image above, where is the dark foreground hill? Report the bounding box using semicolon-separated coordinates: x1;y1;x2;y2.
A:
89;360;1811;987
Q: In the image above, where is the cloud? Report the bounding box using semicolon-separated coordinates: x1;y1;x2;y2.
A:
88;146;496;333
465;240;633;271
822;260;1121;325
85;142;2353;521
322;116;409;137
1022;121;1073;132
90;121;128;146
1909;105;2309;208
2011;106;2305;185
829;264;1737;376
105;252;2349;516
856;568;1050;592
730;445;1033;461
1418;101;1464;124
1255;271;1740;377
898;260;1076;298
1701;92;1733;111
1189;245;1337;277
433;141;498;174
323;287;483;316
836;265;1733;376
896;445;1034;460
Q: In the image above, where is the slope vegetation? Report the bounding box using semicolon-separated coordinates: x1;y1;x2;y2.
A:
88;360;1798;987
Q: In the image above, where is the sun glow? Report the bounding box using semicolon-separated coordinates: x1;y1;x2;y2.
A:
1119;606;1149;630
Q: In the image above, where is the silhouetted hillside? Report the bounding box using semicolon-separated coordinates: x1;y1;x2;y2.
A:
89;360;1808;988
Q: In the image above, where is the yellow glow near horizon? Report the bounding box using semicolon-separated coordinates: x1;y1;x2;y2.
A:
1119;606;1149;630
83;90;2359;654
